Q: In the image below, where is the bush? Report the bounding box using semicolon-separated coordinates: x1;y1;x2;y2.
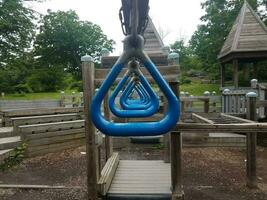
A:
70;81;83;92
180;77;192;85
27;67;66;92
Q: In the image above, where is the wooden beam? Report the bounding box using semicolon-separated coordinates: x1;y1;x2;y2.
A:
104;93;113;161
98;153;119;196
82;57;98;200
221;64;225;87
0;184;81;190
163;96;170;163
246;93;257;189
192;113;214;124
220;113;254;123
169;81;184;200
175;122;267;133
233;59;239;88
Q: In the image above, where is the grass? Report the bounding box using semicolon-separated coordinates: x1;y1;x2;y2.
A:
181;83;220;96
0;90;78;100
0;82;220;100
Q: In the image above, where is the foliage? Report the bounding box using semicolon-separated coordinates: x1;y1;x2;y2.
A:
34;10;115;79
0;0;36;67
0;54;35;93
26;66;66;92
0;143;27;172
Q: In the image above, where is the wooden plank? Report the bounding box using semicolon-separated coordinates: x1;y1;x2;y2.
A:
95;75;178;85
192;113;214;124
0;100;61;111
108;160;171;195
0;184;73;189
27;133;85;147
26;128;84;140
3;107;83;117
18;120;84;134
176;122;267;133
220;113;254;123
95;65;178;78
98;153;119;196
26;139;85;157
101;54;168;68
257;100;267;107
12;113;83;133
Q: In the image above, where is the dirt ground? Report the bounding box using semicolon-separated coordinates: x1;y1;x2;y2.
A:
0;143;266;200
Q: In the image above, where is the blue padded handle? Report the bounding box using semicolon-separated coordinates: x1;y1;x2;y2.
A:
90;51;180;137
120;81;154;110
109;72;160;117
121;82;148;106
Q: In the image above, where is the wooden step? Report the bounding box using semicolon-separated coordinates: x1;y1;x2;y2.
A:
12;113;83;133
0;136;21;150
0;149;14;164
0;127;13;138
107;160;171;200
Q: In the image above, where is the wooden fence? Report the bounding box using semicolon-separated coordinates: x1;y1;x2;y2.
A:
0;100;61;111
221;80;267;119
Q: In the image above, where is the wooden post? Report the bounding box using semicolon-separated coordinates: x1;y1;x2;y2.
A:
81;55;98;200
204;99;210;113
60;91;65;107
72;92;77;107
170;81;184;200
233;59;239;88
246;92;257;189
265;89;267;118
104;93;113;161
221;64;225;87
163;96;170;163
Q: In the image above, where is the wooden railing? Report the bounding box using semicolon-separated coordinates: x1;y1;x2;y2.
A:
180;95;221;113
221;80;266;119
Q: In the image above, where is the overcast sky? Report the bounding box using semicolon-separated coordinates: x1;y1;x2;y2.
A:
27;0;205;55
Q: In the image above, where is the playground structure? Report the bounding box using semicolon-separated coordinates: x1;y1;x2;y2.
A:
81;1;267;199
219;1;267;119
0;1;267;200
81;55;267;199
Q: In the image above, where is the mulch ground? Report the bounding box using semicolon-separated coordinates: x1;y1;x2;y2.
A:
0;143;266;200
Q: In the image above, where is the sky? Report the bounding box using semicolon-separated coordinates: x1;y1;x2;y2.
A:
27;0;205;55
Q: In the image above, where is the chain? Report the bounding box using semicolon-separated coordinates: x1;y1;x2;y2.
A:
119;0;149;36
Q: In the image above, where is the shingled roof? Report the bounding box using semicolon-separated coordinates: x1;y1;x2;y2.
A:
143;17;165;55
218;1;267;62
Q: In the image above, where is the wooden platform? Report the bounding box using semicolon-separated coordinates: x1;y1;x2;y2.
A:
107;160;171;200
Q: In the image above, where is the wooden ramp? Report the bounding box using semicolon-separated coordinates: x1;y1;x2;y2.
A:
107;160;171;200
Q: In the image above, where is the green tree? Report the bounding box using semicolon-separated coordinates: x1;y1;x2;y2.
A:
171;39;204;72
0;0;37;66
34;10;115;78
189;0;265;74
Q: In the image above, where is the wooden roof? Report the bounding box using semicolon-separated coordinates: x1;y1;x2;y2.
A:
218;1;267;63
143;17;165;55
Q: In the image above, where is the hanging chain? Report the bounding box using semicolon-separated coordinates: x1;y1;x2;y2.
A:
119;0;149;36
